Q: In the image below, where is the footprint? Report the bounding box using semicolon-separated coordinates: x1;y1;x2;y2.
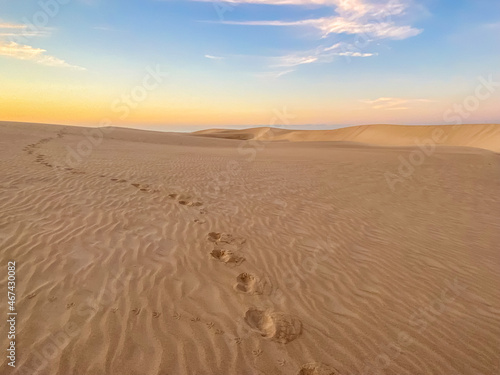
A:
278;359;286;367
244;308;302;344
48;296;57;302
179;200;203;207
152;312;161;318
208;232;246;265
66;303;75;309
132;308;141;316
297;362;340;375
206;322;215;329
234;337;242;345
210;249;245;266
215;329;224;335
27;293;37;299
131;183;157;193
173;312;182;320
234;273;270;295
191;317;201;322
208;232;222;242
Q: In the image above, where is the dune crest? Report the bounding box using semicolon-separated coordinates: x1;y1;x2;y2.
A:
193;123;500;152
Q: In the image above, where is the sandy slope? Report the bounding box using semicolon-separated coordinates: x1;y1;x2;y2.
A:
194;124;500;152
0;121;499;375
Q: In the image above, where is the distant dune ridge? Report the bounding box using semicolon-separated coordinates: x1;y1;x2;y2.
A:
193;123;500;152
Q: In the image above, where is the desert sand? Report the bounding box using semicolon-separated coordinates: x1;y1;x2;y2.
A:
0;121;499;375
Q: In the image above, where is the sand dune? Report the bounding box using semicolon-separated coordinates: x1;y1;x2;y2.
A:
0;121;499;375
194;123;500;152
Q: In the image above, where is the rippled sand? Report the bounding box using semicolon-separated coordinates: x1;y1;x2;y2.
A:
0;121;499;375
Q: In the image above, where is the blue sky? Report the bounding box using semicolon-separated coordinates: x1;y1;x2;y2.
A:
0;0;499;128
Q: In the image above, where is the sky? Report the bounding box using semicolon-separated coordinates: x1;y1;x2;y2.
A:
0;0;499;130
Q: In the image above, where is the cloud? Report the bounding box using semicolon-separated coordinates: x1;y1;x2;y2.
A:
221;16;421;40
204;54;224;60
0;22;27;29
308;17;421;39
194;0;422;75
272;55;318;67
337;51;375;56
198;0;407;18
0;21;85;70
194;0;363;8
205;0;421;39
273;41;376;67
0;31;50;37
0;41;86;70
361;97;433;110
256;69;295;79
0;21;51;39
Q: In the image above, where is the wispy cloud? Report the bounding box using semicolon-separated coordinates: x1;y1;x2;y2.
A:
0;21;51;38
197;0;421;74
311;17;421;39
207;0;421;39
0;41;86;70
221;17;421;40
272;41;376;67
256;69;295;79
361;97;434;110
0;21;85;70
204;54;224;60
198;0;408;18
0;22;26;29
193;0;374;11
272;55;318;67
337;51;376;57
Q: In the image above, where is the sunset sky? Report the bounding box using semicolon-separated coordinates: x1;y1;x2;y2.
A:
1;0;499;130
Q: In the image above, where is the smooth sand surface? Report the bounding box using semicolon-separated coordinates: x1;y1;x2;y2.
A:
0;121;499;375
